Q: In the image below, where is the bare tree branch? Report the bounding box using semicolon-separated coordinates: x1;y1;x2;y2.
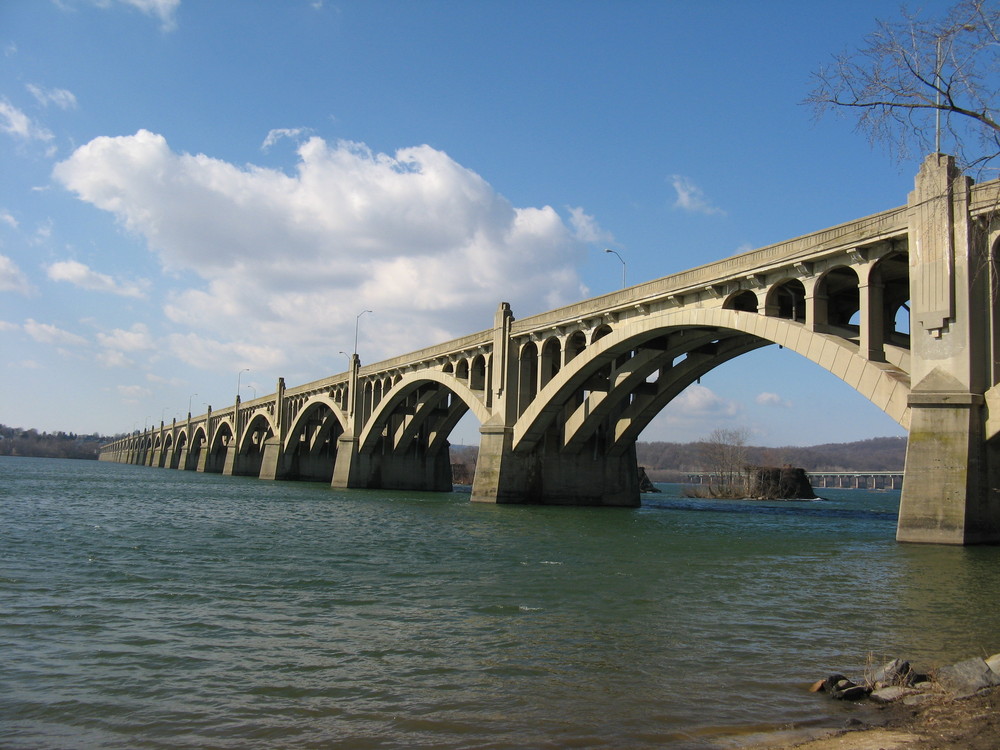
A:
807;1;1000;173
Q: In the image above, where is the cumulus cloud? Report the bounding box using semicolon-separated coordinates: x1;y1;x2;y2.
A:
0;99;53;143
567;206;612;244
0;254;34;295
668;383;740;417
24;318;88;347
262;127;311;151
1;211;18;228
670;175;724;216
53;130;592;370
27;84;78;110
756;391;792;408
97;322;155;352
46;259;147;298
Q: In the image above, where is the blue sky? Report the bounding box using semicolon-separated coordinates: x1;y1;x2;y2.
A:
0;0;949;444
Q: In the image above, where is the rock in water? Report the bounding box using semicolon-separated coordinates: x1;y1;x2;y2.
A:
638;466;660;493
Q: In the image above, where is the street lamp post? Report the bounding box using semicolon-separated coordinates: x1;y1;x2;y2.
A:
605;248;626;289
188;393;198;417
245;385;257;399
236;368;250;400
354;310;372;357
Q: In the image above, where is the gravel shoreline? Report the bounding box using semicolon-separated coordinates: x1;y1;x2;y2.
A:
742;684;1000;749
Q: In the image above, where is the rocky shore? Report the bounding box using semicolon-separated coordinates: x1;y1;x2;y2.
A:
744;653;1000;749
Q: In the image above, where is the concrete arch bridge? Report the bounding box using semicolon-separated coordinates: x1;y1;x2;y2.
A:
101;155;1000;544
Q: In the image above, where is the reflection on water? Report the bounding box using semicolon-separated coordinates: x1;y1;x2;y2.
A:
1;457;997;749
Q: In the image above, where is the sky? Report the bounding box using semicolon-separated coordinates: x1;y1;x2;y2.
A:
0;0;953;446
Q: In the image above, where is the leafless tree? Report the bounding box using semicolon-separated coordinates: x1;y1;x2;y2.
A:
807;1;1000;173
701;427;751;497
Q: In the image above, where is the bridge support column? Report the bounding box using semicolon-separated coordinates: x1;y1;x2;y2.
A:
222;445;238;476
331;435;360;488
898;393;999;543
897;153;1000;544
471;423;640;506
258;437;286;480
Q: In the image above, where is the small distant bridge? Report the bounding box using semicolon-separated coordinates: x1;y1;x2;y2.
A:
686;471;904;490
101;155;1000;545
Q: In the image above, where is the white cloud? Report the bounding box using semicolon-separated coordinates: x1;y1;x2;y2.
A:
0;254;34;295
0;320;19;332
670;175;725;216
668;384;740;417
24;318;88;347
27;84;78;110
566;206;611;244
46;259;147;298
117;383;153;401
97;349;133;368
1;211;18;229
97;322;155;352
0;99;53;142
756;391;792;408
166;332;287;373
262;127;310;151
54;130;590;371
108;0;180;31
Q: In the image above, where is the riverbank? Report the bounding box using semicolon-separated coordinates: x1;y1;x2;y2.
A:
743;683;1000;749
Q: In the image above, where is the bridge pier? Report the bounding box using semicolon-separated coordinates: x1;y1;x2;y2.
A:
331;434;451;491
899;394;999;543
896;153;1000;544
471;423;640;506
257;438;286;480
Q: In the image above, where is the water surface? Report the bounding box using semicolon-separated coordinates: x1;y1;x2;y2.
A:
2;456;998;749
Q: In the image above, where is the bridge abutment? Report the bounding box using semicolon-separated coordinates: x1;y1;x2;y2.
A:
897;153;1000;544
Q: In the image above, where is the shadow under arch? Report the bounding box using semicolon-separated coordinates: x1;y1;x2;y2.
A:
359;370;491;452
283;396;349;482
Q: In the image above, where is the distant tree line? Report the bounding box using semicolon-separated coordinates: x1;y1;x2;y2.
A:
635;436;906;482
448;436;906;485
0;424;117;460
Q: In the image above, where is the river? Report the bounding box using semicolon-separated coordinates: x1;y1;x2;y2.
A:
2;455;998;749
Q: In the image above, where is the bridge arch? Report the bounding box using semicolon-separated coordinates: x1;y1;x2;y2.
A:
359;370;491;452
205;418;235;473
513;307;910;454
283;396;347;482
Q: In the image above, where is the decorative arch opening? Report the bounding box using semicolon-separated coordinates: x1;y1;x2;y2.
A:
518;341;539;416
470;354;487;391
871;250;910;348
540;337;562;390
724;290;759;313
816;266;861;330
565;331;587;364
591;324;613;344
766;279;806;322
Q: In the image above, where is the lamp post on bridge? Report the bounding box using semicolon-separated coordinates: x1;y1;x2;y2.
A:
236;368;249;400
188;393;198;418
604;248;626;289
354;310;372;358
244;384;256;400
